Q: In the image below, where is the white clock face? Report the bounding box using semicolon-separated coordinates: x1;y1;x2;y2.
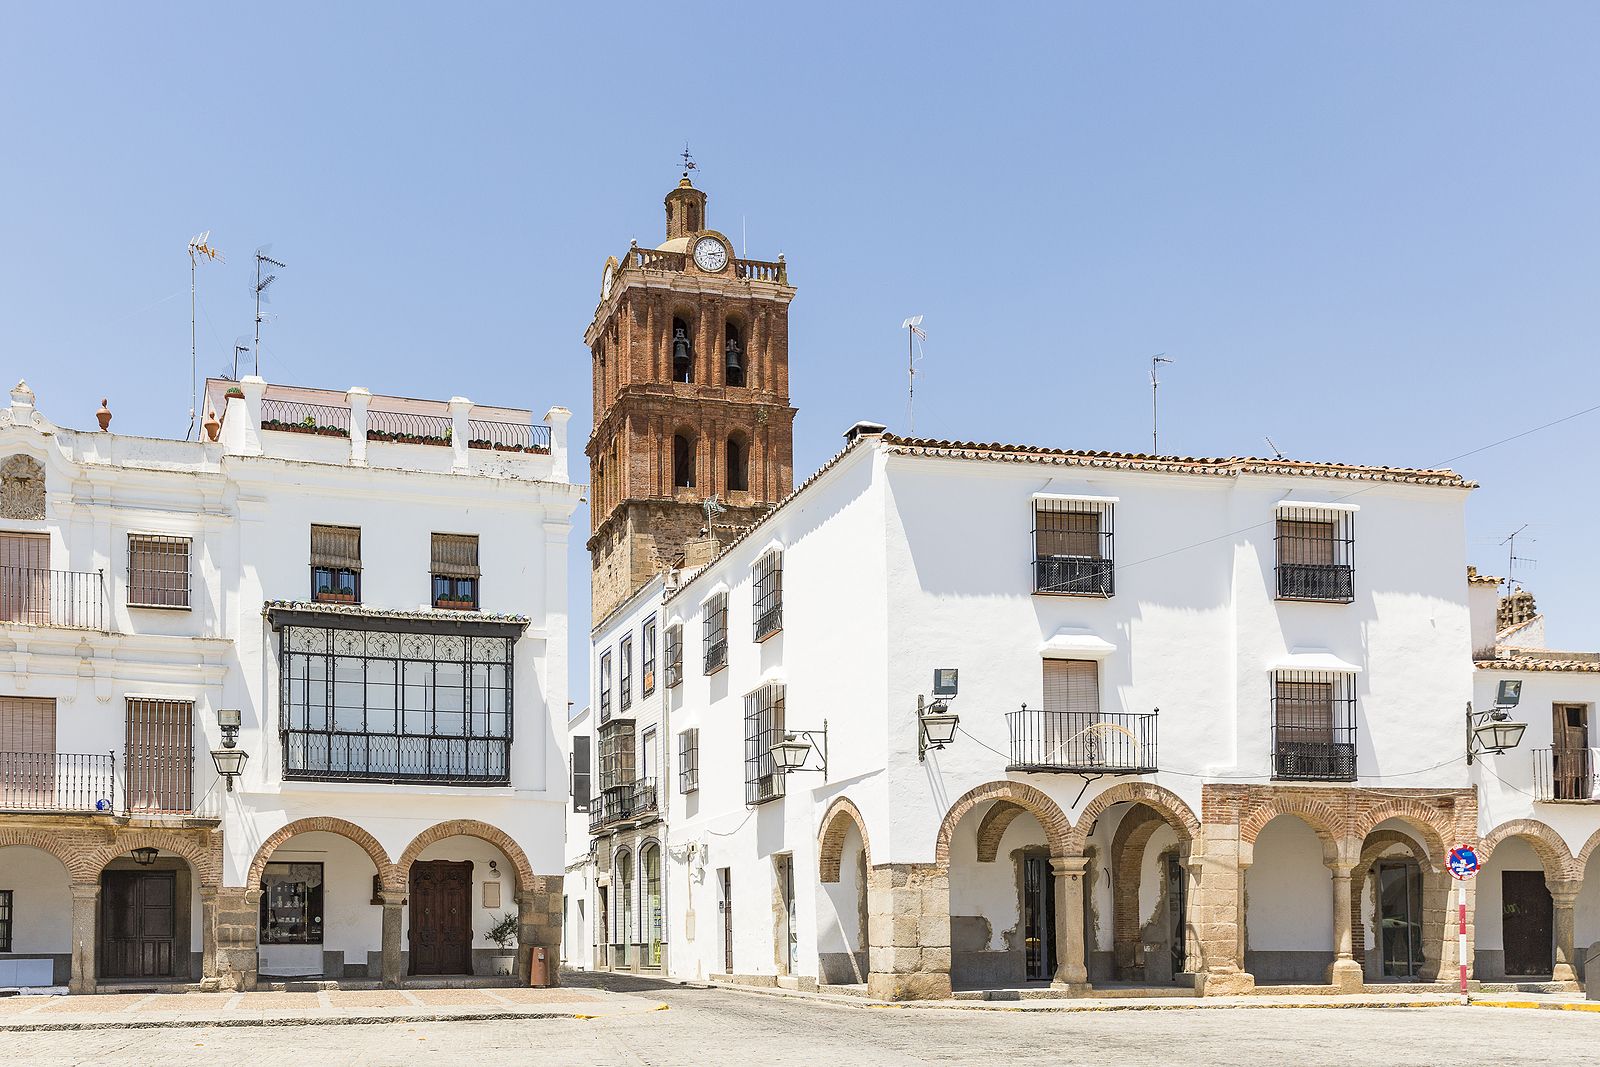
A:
693;236;728;272
601;263;615;301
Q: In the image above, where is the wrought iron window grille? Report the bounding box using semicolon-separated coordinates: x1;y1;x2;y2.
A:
619;635;633;712
664;625;683;688
679;728;699;794
127;534;192;609
704;594;728;675
752;551;783;641
743;682;787;805
1275;507;1355;602
641;616;658;695
1271;670;1358;781
1032;498;1115;596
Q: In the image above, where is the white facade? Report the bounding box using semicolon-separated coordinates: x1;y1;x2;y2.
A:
573;425;1600;997
0;376;578;990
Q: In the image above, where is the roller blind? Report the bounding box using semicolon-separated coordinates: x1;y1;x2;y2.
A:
310;525;362;571
1042;659;1099;714
431;533;480;578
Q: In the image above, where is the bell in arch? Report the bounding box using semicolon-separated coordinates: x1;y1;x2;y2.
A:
724;335;744;379
672;326;691;364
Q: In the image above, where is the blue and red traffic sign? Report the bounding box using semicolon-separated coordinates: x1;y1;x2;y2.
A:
1447;845;1480;880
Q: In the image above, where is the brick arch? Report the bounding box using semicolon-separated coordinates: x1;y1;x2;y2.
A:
247;817;396;892
1066;782;1201;855
87;830;221;887
1479;818;1576;881
0;827;90;882
974;801;1029;864
1109;804;1169;976
1577;827;1600;873
1351;829;1435;972
1352;803;1450;869
934;781;1071;866
817;796;872;883
1239;793;1344;851
396;819;535;890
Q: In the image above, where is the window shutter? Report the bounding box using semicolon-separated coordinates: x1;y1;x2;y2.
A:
0;532;48;571
1043;660;1100;715
431;533;480;578
572;735;592;812
310;525;362;571
1276;519;1336;566
0;697;56;754
125;698;194;813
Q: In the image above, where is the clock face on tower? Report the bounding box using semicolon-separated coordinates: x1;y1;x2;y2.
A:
692;235;728;272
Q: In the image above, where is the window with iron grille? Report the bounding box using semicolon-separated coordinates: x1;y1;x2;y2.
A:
571;734;592;812
125;697;194;813
598;719;636;792
278;626;513;785
310;525;361;604
665;624;683;687
619;635;633;712
128;534;191;609
703;594;728;674
1271;670;1357;781
0;889;11;953
678;728;699;793
743;682;786;805
641;616;658;695
1274;506;1354;602
431;533;479;610
1033;497;1114;596
752;551;782;641
598;650;613;723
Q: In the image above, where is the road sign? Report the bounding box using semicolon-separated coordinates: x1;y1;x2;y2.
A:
1447;845;1480;880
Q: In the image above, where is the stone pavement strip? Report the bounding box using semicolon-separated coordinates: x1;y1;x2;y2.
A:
0;986;667;1032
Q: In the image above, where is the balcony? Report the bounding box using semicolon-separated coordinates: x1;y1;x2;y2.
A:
281;730;511;786
619;244;788;285
1276;562;1355;602
1033;556;1114;597
1004;709;1158;774
1272;738;1357;781
0;567;107;630
0;752;116;813
588;777;659;834
1533;749;1600;802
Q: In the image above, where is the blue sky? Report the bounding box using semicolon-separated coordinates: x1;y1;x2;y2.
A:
4;3;1599;686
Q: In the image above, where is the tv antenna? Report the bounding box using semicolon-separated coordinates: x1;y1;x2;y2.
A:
679;143;697;179
1150;354;1174;454
253;246;285;376
1264;435;1285;460
902;315;927;432
1500;524;1537;594
186;232;223;440
701;494;727;535
230;337;251;381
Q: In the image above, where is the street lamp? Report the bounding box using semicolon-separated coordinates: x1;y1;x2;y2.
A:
1467;681;1528;765
768;723;829;778
131;846;159;866
211;707;248;791
918;669;961;761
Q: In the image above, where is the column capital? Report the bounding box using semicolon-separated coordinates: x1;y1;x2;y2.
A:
1050;855;1089;877
378;890;408;907
70;882;101;901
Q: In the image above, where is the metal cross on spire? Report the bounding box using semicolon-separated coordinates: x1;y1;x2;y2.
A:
680;142;697;179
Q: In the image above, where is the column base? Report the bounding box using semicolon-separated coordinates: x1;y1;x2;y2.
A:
1195;970;1255;997
867;972;952;1001
1048;981;1095;997
1326;958;1364;993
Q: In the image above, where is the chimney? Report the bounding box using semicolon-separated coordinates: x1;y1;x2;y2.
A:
843;420;887;445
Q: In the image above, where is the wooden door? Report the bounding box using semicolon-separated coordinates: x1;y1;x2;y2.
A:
1552;705;1589;800
1502;870;1554;976
100;870;176;979
0;532;48;624
410;860;473;975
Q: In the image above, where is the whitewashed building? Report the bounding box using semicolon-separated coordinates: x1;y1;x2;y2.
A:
570;422;1599;999
0;376;577;992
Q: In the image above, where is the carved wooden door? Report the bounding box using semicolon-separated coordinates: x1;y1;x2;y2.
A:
410;860;473;975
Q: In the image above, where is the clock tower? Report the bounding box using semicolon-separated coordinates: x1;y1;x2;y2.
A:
586;173;797;621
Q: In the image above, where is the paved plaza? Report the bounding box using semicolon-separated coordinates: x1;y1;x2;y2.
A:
1;977;1597;1066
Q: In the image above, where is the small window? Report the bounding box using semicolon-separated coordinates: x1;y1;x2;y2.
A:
310;524;361;603
726;436;749;493
724;322;745;387
1033;498;1114;596
1275;506;1355;602
0;889;11;953
128;534;191;609
673;434;696;489
753;550;782;640
1271;670;1357;781
431;533;479;610
260;862;325;945
599;650;613;723
641;616;658;695
571;734;592;812
620;635;634;712
744;682;786;805
665;624;683;687
641;725;657;782
703;593;728;674
679;728;700;794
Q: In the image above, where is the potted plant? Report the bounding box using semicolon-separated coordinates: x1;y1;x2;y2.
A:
487;911;518;976
225;386;245;400
318;584;357;604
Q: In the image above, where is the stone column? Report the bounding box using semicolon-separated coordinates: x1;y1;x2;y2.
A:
1191;830;1254;997
516;876;564;987
210;886;260;991
68;882;99;995
199;886;219;986
1326;862;1363;991
380;889;407;988
1552;882;1580;984
1049;856;1091;992
865;863;951;1001
346;387;371;466
447;397;472;472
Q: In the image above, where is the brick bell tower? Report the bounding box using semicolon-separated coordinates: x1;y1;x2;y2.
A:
586;171;797;620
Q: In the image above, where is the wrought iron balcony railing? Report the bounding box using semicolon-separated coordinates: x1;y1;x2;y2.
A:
1533;748;1600;802
588;777;659;833
1276;563;1355;602
0;567;107;630
1271;737;1358;781
0;751;116;813
1033;556;1114;597
281;729;511;786
1005;709;1158;774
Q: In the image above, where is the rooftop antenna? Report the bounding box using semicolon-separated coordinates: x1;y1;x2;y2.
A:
701;494;727;536
679;143;697;180
1500;524;1537;594
186;232;223;440
1264;435;1285;460
1150;354;1174;454
902;316;926;432
231;337;251;381
253;246;285;376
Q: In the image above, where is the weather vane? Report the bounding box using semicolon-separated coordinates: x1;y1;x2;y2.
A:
680;142;697;179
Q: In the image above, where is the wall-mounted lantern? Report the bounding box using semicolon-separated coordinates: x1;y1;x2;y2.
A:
770;722;829;779
132;846;160;866
918;669;961;761
211;707;249;791
1466;681;1528;765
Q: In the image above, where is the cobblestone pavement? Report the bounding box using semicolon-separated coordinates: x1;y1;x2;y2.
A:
1;976;1596;1066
